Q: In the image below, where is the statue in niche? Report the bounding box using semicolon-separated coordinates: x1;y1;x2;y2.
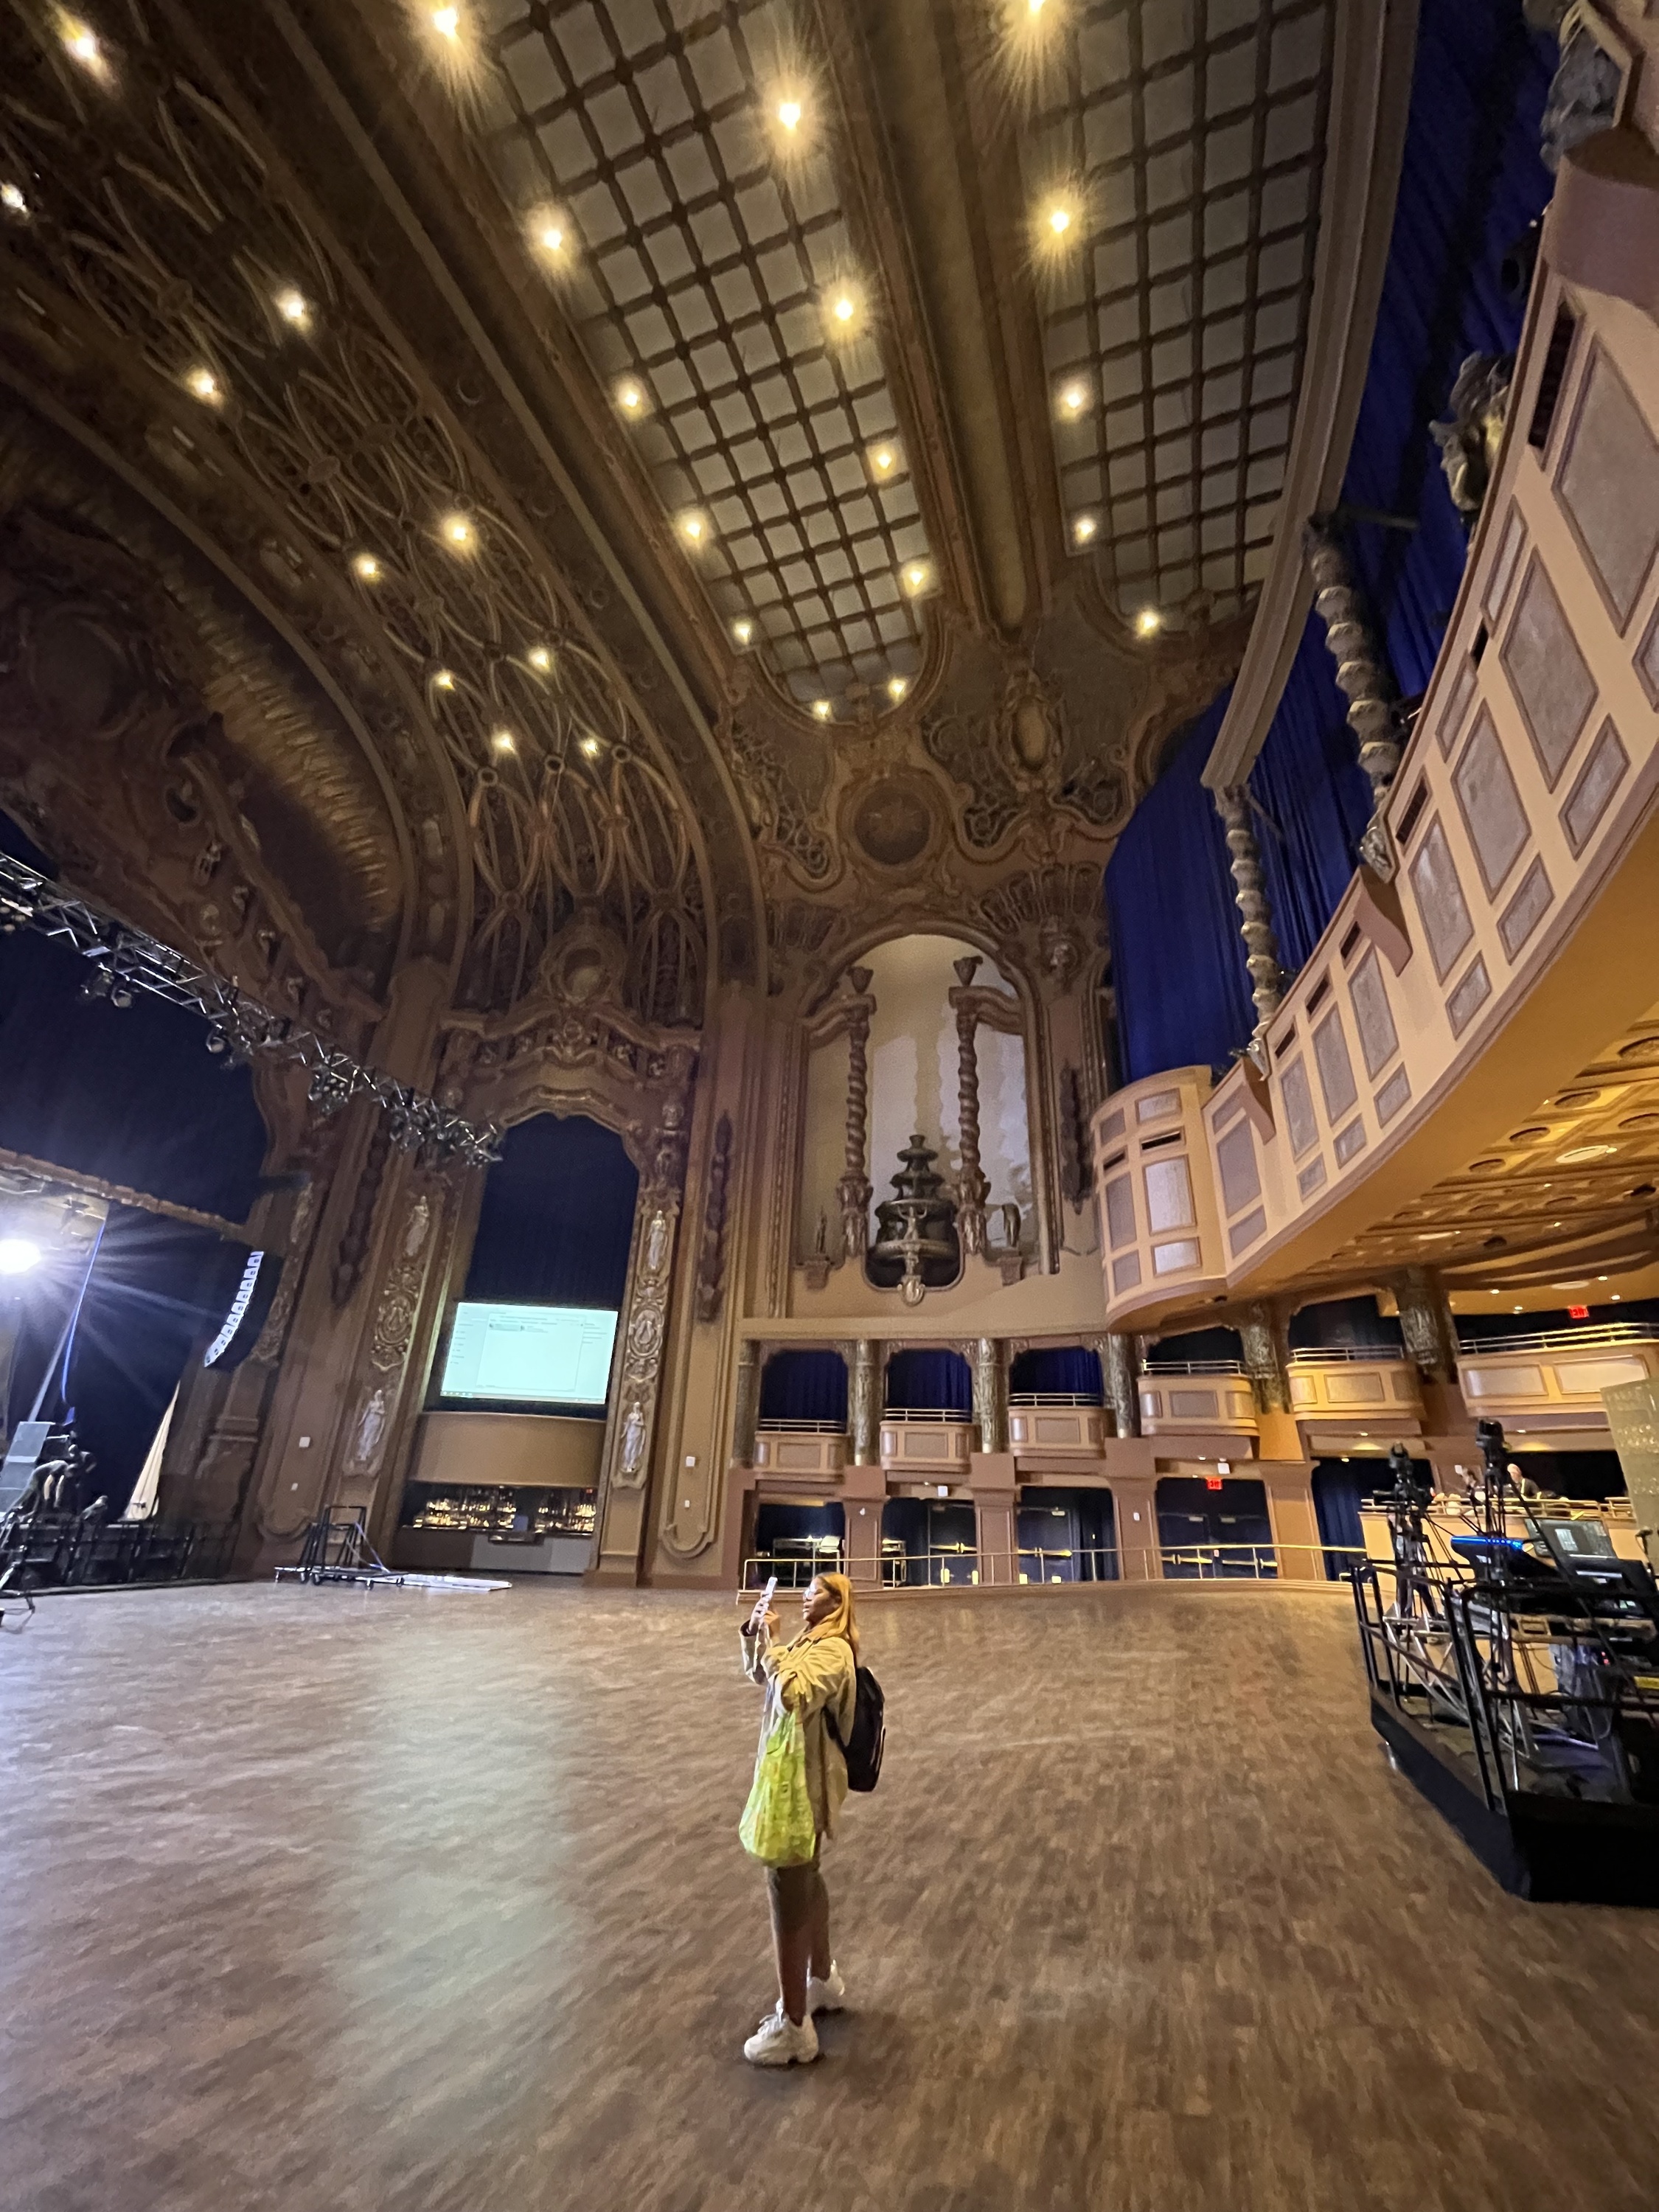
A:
349;1385;389;1474
402;1194;432;1262
619;1398;647;1479
644;1211;669;1275
866;1133;961;1301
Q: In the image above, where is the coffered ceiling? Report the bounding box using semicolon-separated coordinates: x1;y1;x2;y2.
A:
0;0;1346;1027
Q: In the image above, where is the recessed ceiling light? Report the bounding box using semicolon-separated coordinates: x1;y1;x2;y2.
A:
1073;513;1098;545
1;184;29;217
1046;202;1074;237
833;293;856;323
275;288;310;328
732;619;754;647
1135;608;1163;637
62;18;102;70
872;447;895;475
776;97;803;132
433;669;455;690
616;379;644;415
902;561;931;596
441;512;475;550
580;736;599;757
185;366;222;405
431;6;460;38
352;553;380;582
678;510;709;545
527;645;552;671
1058;381;1088;416
887;676;908;702
491;727;515;753
813;699;833;721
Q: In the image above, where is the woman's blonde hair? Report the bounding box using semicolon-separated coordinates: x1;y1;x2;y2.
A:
807;1571;860;1661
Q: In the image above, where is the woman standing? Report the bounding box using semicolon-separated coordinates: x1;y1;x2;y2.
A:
737;1571;859;2066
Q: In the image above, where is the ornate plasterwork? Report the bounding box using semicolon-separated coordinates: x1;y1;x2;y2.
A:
0;1;732;1022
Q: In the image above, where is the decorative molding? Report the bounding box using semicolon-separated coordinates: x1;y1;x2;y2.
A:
694;1113;733;1326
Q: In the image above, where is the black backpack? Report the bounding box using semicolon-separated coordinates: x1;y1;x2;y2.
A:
827;1663;886;1792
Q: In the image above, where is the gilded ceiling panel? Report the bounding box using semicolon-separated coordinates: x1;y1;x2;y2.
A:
1020;0;1332;626
477;0;936;717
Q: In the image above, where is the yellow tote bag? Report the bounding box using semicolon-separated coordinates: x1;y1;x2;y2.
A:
739;1706;817;1866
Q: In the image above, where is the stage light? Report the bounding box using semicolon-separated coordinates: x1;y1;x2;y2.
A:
0;1237;41;1275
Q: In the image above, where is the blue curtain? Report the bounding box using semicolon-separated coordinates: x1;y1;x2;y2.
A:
1102;7;1556;1084
1009;1346;1102;1397
1105;693;1256;1080
760;1349;848;1424
1248;614;1376;974
883;1348;971;1413
465;1113;639;1310
1288;1296;1402;1353
1339;0;1555;696
1312;1464;1366;1579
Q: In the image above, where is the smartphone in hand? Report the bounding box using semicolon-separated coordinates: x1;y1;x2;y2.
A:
745;1575;778;1633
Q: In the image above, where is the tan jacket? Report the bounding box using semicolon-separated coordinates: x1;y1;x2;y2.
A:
741;1624;857;1840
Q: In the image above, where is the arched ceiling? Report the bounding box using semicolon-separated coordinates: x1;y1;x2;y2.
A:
0;0;1340;1027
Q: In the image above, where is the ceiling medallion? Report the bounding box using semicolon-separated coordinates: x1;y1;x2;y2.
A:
849;777;939;872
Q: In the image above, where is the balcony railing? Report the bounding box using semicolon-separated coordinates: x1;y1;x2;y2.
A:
740;1541;1368;1592
1287;1344;1412;1366
754;1418;847;1434
880;1405;972;1422
1140;1357;1245;1377
1008;1391;1105;1408
1455;1323;1659;1357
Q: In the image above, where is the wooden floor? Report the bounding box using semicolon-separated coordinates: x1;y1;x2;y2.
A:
4;1580;1658;2212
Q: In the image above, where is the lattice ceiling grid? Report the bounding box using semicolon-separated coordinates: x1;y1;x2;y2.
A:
1024;0;1333;627
481;0;933;716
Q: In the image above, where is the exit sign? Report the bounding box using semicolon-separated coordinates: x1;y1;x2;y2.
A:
1568;1304;1590;1320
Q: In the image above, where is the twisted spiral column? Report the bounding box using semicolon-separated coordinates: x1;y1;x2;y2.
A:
836;968;874;1259
1304;521;1402;809
1214;786;1284;1035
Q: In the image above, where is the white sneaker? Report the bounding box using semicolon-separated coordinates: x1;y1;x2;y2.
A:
807;1960;846;2014
742;2006;819;2067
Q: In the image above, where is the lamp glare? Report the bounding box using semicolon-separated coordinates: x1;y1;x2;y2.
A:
432;6;460;38
1135;608;1163;637
813;699;832;721
528;645;552;672
887;676;908;702
1;184;27;216
777;98;803;132
0;1237;41;1275
186;366;221;405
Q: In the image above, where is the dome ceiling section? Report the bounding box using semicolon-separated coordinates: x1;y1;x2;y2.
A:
480;0;937;720
1022;0;1332;632
0;0;716;1028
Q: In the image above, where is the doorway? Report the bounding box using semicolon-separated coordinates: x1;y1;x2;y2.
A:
1017;1486;1117;1582
1155;1476;1275;1579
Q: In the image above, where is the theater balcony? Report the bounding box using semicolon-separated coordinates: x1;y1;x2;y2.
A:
1093;206;1659;1358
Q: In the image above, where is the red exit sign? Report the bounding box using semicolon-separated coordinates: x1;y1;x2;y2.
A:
1568;1304;1590;1320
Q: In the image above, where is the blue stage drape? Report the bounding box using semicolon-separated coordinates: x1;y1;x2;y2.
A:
1105;693;1256;1080
1312;1464;1366;1579
1104;3;1556;1082
1249;616;1376;975
760;1349;849;1425
465;1113;639;1311
883;1348;972;1414
1338;0;1554;697
1009;1346;1102;1398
